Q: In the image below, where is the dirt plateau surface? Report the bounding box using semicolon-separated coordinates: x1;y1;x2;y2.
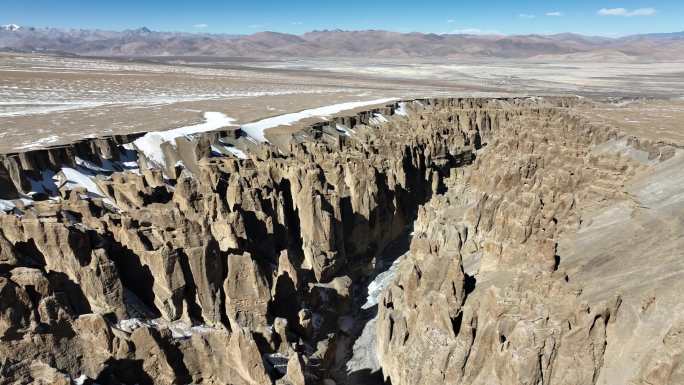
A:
0;96;682;385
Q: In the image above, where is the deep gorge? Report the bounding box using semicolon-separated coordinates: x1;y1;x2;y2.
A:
0;97;680;385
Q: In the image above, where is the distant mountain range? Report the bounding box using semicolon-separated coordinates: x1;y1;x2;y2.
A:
2;25;684;60
1;24;21;32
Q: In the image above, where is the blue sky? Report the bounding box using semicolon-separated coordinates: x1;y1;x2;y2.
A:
3;1;682;36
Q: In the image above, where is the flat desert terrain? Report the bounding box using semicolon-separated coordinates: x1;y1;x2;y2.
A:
2;52;684;153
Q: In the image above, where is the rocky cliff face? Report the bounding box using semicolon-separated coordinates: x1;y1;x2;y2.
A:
0;97;680;385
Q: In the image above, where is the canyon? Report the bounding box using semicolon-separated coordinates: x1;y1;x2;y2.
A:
1;96;682;385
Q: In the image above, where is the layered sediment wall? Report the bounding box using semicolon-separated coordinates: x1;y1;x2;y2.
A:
0;97;678;385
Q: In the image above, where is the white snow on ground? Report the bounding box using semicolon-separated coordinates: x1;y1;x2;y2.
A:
130;111;236;167
15;135;61;150
27;151;140;207
369;113;389;125
347;317;381;374
23;155;138;208
58;167;106;197
114;317;214;339
0;89;353;118
212;140;249;160
395;102;409;116
0;200;16;212
336;123;353;136
166;322;215;339
362;252;408;309
225;146;248;159
75;157;111;173
0;101;109;118
240;98;396;142
0;198;35;213
348;249;410;374
74;156;139;174
115;318;154;333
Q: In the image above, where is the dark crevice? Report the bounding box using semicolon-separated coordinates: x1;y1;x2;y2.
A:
451;312;464;338
47;271;92;316
158;334;193;384
107;241;161;318
268;271;300;326
345;369;390;385
464;273;477;296
96;358;154;385
177;249;205;323
13;239;46;267
388;316;395;342
24;285;42;324
142;186;173;205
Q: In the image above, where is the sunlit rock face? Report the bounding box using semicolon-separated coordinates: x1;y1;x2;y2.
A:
0;97;681;385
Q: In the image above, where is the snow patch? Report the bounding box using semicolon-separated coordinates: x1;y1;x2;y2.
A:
226;146;248;159
75;157;112;173
347;317;381;374
114;317;214;339
76;153;140;174
114;318;154;333
58;167;106;197
25;160;133;207
362;253;407;309
130;112;236;167
0;101;109;118
336;123;353;136
1;24;20;31
395;102;409;116
212;141;249;159
0;200;16;212
73;375;89;385
369;113;389;125
15;135;60;150
240;98;396;143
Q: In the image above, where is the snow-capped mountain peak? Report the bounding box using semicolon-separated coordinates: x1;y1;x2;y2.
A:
1;24;21;32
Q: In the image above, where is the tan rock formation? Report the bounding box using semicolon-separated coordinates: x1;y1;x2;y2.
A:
0;97;680;385
224;252;271;329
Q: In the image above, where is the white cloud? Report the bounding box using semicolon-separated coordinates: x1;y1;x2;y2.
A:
450;27;502;35
193;23;208;29
291;21;303;25
519;13;536;19
447;19;456;23
598;7;656;17
545;11;563;17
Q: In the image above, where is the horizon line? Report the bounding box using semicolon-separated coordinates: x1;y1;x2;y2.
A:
4;23;684;39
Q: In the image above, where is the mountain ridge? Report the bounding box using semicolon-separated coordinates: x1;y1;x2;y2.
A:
2;25;684;59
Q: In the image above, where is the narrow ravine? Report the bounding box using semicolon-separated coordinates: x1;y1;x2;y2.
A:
5;96;671;385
